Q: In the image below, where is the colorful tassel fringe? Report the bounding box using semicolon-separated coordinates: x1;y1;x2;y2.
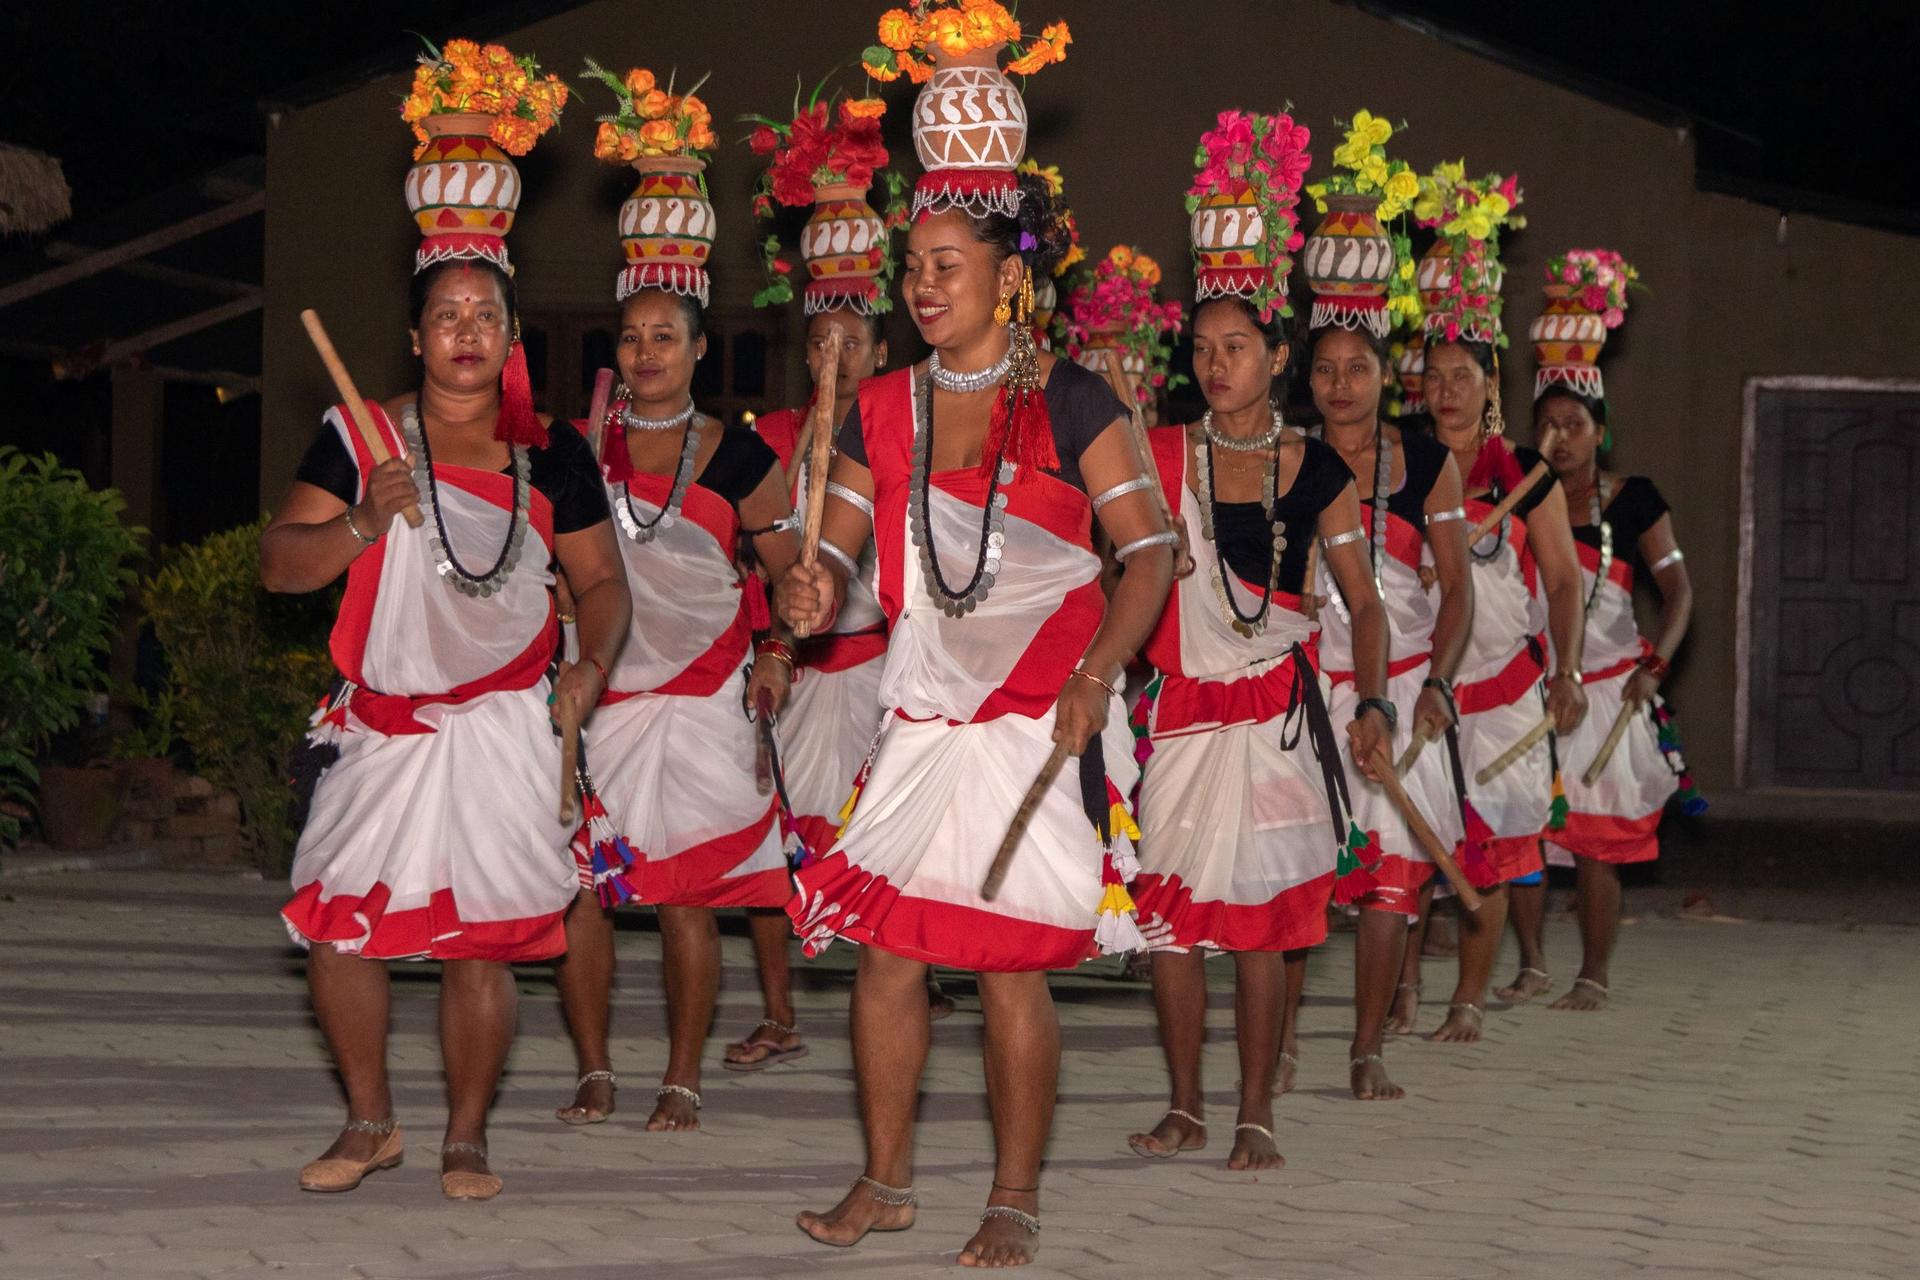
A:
1652;705;1709;816
1333;822;1383;905
1547;771;1570;830
570;787;640;909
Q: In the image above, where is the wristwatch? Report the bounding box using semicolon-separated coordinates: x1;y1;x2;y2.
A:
1354;697;1398;733
1422;675;1455;702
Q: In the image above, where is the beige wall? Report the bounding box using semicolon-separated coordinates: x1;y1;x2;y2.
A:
260;0;1920;792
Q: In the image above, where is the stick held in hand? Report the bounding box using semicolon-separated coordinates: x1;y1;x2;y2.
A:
1463;460;1552;545
1370;744;1484;912
557;694;582;825
794;321;844;640
981;741;1070;902
1475;712;1556;786
1397;724;1433;777
300;309;423;529
1583;702;1639;786
584;367;615;463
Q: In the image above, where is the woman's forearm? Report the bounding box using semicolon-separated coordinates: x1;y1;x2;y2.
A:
260;519;368;594
1651;578;1693;662
1545;575;1585;674
1429;579;1473;682
570;576;629;676
1080;546;1173;682
1351;594;1390;703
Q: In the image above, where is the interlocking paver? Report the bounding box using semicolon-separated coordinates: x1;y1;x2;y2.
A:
2;870;1918;1279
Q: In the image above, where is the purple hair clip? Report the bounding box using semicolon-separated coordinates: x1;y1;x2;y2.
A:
1018;231;1038;252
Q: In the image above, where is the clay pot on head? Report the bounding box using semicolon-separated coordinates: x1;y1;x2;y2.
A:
1190;179;1267;301
616;155;715;303
1529;282;1607;396
912;46;1027;171
405;113;521;265
800;181;887;314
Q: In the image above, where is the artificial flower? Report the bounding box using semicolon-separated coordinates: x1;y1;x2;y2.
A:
1349;108;1392;147
878;8;917;50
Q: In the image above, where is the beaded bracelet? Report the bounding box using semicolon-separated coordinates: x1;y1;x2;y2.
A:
343;506;377;546
1637;652;1671;681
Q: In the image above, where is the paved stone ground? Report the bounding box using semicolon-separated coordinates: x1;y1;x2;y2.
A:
2;869;1918;1280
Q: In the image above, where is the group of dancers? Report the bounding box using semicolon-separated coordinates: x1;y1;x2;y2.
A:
261;13;1696;1268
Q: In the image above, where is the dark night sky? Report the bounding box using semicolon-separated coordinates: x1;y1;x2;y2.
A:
4;1;1915;225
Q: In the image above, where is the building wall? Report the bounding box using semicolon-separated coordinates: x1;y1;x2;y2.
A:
260;0;1920;792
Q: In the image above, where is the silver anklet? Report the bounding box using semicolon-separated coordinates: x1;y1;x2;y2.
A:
440;1141;487;1158
980;1204;1041;1235
1573;977;1610;995
759;1019;797;1035
1234;1122;1276;1142
576;1070;616;1088
656;1083;702;1109
1449;1002;1484;1016
1350;1052;1384;1068
1165;1108;1206;1127
857;1174;918;1207
343;1116;396;1135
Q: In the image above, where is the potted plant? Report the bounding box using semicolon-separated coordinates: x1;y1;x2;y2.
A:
142;520;336;874
0;448;144;854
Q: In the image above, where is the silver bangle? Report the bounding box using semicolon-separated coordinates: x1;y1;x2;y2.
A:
1114;530;1178;562
818;539;859;577
825;481;874;518
1092;476;1153;513
1425;506;1467;526
343;506;377;546
1322;527;1366;549
1649;548;1685;573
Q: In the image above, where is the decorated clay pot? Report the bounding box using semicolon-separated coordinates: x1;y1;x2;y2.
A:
912;47;1027;171
1418;240;1505;341
405;113;521;267
616;155;715;303
1529;283;1607;396
800;181;887;314
1302;193;1393;335
1396;333;1426;411
1077;327;1147;380
1190;178;1266;300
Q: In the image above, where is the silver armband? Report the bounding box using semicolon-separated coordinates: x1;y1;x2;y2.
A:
1114;530;1179;562
1425;506;1467;526
824;481;874;517
1092;476;1153;512
1648;548;1684;574
818;539;859;576
1322;527;1366;549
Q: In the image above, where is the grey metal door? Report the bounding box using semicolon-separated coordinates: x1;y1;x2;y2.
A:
1747;382;1920;789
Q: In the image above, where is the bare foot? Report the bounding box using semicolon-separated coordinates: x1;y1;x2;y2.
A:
1384;982;1420;1036
796;1176;917;1247
722;1021;806;1070
645;1084;702;1131
1428;1001;1484;1043
1127;1109;1206;1158
555;1071;615;1124
1494;966;1552;1003
1350;1052;1404;1101
1549;976;1610;1011
1226;1121;1284;1171
1275;1050;1298;1097
959;1192;1040;1268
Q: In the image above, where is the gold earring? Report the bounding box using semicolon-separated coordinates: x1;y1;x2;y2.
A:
1017;268;1035;325
993;292;1013;326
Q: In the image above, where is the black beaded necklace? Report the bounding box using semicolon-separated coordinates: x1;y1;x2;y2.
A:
908;372;1012;616
403;404;528;599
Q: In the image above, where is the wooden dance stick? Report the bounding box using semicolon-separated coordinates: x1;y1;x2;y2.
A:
1369;744;1484;912
583;367;615;463
980;741;1071;902
1396;724;1434;777
1096;348;1190;576
1475;711;1556;786
1462;460;1551;545
1582;702;1639;787
793;321;844;640
299;309;423;529
557;694;582;826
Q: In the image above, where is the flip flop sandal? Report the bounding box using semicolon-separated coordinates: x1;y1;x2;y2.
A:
1126;1109;1207;1159
722;1021;809;1072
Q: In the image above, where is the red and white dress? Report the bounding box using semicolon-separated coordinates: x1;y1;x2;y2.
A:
787;362;1142;973
754;408;889;860
1314;429;1465;918
282;403;604;961
584;423;788;907
1131;429;1355;953
1547;476;1677;864
1451;440;1556;885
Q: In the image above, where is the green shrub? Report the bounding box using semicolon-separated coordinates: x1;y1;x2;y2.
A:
0;449;145;849
142;519;336;873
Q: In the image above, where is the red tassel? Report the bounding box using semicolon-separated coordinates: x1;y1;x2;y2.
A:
495;340;548;447
743;574;772;632
975;385;1059;482
1457;797;1497;887
600;401;634;483
1466;434;1523;494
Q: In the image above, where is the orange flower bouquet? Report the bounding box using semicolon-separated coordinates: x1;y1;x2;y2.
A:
581;60;718;164
861;1;1070;82
400;37;568;159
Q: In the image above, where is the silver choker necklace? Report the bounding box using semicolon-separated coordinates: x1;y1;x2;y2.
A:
928;329;1015;394
622;401;695;432
1203;409;1285;453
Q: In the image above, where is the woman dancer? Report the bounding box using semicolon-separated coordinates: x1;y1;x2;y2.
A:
775;136;1172;1280
268;246;627;1198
